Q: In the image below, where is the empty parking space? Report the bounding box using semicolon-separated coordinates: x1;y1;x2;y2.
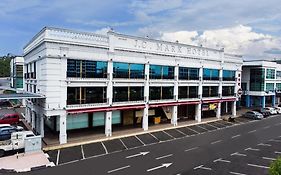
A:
165;129;186;138
136;133;159;145
188;125;207;133
83;142;106;158
46;150;58;165
209;122;226;128
150;131;173;141
59;146;83;165
177;127;198;135
235;117;252;123
120;136;144;149
198;124;217;131
102;139;126;153
216;120;233;126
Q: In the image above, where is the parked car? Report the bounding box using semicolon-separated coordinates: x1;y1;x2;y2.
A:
0;113;20;125
261;107;277;115
273;107;281;114
243;111;264;120
0;125;24;141
253;109;270;117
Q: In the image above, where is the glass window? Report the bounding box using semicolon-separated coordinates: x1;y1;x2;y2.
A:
113;87;128;102
203;86;218;97
149;87;161;100
265;83;274;91
178;86;198;99
250;68;265;91
130;64;145;79
162;87;174;99
86;87;107;103
150;65;174;79
178;87;188;99
266;69;275;79
67;59;107;78
130;87;144;101
113;62;129;78
276;71;281;79
223;70;235;81
276;83;281;90
241;83;247;91
203;68;219;80
179;67;199;80
67;87;106;105
189;86;198;98
222;86;235;96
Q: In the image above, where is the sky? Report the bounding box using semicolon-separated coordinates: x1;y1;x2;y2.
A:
0;0;281;60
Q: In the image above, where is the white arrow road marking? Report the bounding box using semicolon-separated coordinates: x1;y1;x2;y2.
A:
257;143;271;147
107;165;131;174
213;158;231;163
147;163;173;172
126;151;149;159
194;165;212;170
231;152;247;157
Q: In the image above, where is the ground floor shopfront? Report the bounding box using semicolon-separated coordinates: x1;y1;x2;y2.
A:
33;99;237;144
241;95;278;108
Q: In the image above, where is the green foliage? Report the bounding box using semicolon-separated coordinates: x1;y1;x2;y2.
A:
0;56;11;77
270;156;281;175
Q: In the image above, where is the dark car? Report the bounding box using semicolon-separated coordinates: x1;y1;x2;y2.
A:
0;125;23;141
243;111;264;120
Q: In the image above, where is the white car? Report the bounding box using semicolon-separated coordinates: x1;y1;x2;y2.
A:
273;107;281;114
267;107;278;115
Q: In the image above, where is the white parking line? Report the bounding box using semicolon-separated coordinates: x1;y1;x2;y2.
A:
262;157;276;161
248;130;257;134
197;125;209;131
175;128;187;136
119;138;128;150
231;134;241;139
269;139;281;143
81;145;85;159
194;165;212;170
263;126;270;129
135;135;146;146
257;143;271;147
185;146;199;152
247;163;269;169
230;171;247;175
149;132;160;141
186;127;200;134
211;140;222;145
206;123;219;129
231;152;247;157
156;154;173;160
275;151;281;154
274;123;281;126
107;165;131;174
245;147;260;151
101;142;108;154
162;130;175;139
56;149;60;165
213;158;231;163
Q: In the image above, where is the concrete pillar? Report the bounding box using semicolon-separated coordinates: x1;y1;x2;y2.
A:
195;103;202;122
232;101;237;117
105;111;112;137
198;67;203;99
246;95;251;107
142;62;149;131
40;115;44;138
216;102;221;119
272;95;276;107
171;106;178;126
59;113;67;144
219;69;223;98
261;96;266;108
31;111;35;129
225;102;228;113
142;105;149;131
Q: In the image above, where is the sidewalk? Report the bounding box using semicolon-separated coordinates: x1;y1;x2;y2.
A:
0;151;53;172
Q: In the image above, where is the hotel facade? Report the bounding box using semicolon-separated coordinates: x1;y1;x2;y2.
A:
23;27;243;144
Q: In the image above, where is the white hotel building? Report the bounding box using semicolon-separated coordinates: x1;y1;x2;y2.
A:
23;27;243;144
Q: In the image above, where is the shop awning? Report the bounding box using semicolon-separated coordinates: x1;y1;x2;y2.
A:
0;93;45;100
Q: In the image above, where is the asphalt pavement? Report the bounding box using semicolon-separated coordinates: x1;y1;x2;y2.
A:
14;115;281;175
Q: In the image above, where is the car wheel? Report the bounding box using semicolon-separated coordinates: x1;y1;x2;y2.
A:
0;149;4;157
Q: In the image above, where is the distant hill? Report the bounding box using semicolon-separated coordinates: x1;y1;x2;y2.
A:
0;57;11;77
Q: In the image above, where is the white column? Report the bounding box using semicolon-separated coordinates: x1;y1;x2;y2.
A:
31;110;35;129
198;66;203;99
171;64;179;126
59;113;67;144
105;60;113;136
143;62;149;131
216;102;221;119
105;111;112;137
40;115;44;138
195;103;202;122
142;105;149;131
232;101;237;117
219;68;223;98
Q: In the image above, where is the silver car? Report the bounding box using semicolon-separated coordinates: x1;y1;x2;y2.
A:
243;111;264;120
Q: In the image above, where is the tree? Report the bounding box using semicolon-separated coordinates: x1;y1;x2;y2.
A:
0;55;12;77
269;156;281;175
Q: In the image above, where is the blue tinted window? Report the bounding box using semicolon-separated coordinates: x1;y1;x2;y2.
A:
113;62;129;78
130;64;145;79
179;67;199;80
223;70;235;81
203;68;219;80
162;66;174;79
150;65;162;79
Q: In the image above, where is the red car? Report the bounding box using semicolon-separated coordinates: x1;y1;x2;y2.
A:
0;113;20;125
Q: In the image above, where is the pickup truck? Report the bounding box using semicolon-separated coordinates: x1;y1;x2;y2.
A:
0;131;35;157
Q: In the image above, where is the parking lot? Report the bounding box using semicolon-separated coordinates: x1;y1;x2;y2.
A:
46;117;255;166
187;136;281;175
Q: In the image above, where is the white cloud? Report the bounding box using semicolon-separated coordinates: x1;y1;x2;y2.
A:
159;25;281;60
